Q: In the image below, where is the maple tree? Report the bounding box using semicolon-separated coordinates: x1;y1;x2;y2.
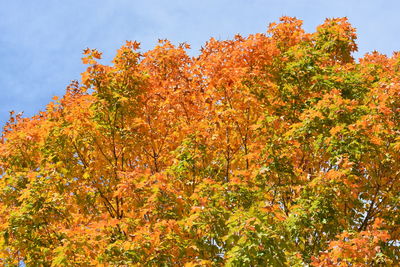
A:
1;17;399;266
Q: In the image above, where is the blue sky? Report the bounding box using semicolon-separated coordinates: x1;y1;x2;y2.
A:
0;0;399;126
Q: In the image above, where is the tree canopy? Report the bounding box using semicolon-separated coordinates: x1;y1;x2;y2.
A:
1;17;399;266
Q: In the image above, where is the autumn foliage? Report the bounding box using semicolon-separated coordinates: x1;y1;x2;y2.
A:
1;17;399;266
